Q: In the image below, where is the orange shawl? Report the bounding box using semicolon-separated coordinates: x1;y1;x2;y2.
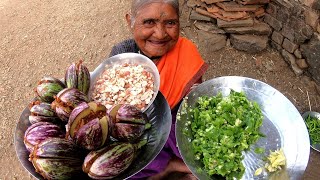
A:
156;37;208;109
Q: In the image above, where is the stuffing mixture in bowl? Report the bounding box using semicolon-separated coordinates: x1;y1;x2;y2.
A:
91;63;155;111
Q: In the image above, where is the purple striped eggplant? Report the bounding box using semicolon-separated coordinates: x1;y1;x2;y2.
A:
35;76;65;103
109;104;151;142
67;101;109;150
29;137;86;180
82;140;147;179
28;100;60;124
65;60;90;95
51;88;88;122
24;122;65;152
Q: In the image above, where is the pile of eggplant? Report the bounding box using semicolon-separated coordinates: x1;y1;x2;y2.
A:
24;60;150;179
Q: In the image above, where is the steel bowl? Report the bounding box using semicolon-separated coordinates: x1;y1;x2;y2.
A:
88;53;160;113
14;91;171;180
302;111;320;152
176;76;310;180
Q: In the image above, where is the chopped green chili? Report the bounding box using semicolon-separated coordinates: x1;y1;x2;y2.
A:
187;90;264;180
254;147;265;154
305;115;320;145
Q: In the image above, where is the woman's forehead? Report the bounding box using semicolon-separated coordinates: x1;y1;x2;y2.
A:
135;3;178;20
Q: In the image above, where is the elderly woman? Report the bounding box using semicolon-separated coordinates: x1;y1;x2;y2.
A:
109;0;208;179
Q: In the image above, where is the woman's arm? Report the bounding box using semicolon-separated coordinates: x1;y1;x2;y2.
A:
108;39;139;57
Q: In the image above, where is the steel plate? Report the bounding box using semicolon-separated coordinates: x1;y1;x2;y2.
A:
14;92;171;180
176;76;310;180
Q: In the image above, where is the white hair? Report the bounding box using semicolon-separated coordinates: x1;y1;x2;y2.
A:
130;0;179;26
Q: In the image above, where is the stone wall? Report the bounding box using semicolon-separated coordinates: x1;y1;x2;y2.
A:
265;0;320;83
181;0;320;84
183;0;272;53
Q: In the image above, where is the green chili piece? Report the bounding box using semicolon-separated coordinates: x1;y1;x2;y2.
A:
305;115;320;145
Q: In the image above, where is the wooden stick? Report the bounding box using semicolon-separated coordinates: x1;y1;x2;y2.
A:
307;91;311;111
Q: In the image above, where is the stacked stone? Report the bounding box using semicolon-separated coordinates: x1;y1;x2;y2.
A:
184;0;272;53
264;0;320;83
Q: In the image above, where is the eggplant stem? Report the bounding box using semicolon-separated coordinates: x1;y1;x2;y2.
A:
136;139;147;149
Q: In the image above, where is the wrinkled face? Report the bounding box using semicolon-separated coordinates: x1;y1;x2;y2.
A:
127;3;180;58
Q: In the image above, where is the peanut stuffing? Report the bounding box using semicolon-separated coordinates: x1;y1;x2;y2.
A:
92;63;155;111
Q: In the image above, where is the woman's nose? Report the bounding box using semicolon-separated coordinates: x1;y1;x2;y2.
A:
153;24;167;39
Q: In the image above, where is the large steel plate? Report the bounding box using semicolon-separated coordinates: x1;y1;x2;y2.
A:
176;76;310;180
14;92;171;180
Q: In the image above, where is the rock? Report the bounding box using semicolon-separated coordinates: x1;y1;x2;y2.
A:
264;14;282;31
216;1;263;12
291;63;303;76
301;34;320;83
194;21;225;34
254;7;266;18
236;0;270;5
281;25;295;42
217;18;254;28
294;31;310;45
198;30;227;53
282;38;298;53
230;34;268;53
296;59;309;69
187;0;202;8
270;40;282;51
273;0;294;8
266;2;277;16
223;21;271;35
281;49;296;65
313;0;320;10
202;0;226;3
288;17;314;44
300;0;319;9
294;48;302;59
304;9;319;30
189;10;213;22
275;5;290;23
220;10;250;20
271;31;284;45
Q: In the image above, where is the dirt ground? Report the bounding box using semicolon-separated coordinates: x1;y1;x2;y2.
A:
0;0;319;179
